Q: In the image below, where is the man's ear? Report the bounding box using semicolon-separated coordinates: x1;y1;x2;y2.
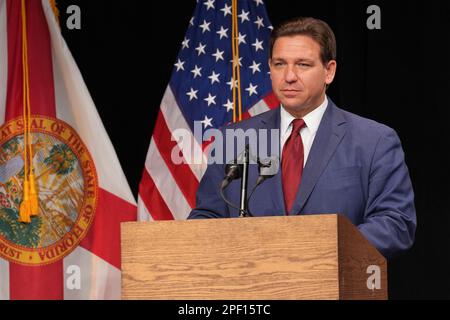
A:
325;60;337;85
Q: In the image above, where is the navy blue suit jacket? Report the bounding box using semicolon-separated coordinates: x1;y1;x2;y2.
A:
189;99;416;259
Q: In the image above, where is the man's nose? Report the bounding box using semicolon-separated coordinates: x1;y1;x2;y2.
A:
284;66;297;83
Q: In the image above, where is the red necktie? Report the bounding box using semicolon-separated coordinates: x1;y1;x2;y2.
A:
282;119;306;214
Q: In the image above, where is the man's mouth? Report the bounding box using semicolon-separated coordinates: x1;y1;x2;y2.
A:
281;89;301;96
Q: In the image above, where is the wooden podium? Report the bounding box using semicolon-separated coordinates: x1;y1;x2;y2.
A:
121;214;387;299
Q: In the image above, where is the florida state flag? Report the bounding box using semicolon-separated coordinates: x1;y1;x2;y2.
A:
0;0;137;299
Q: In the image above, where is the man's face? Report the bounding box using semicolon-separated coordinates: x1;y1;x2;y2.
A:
269;35;336;117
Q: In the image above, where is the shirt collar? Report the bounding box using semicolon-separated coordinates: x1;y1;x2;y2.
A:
280;96;328;136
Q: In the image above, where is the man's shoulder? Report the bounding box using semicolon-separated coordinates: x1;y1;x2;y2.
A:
330;104;403;157
333;104;396;138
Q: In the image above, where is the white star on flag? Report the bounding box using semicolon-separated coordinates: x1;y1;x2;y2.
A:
252;38;264;52
216;26;228;39
212;49;225;62
199;20;211;33
254;16;265;29
254;0;264;6
231;57;243;67
174;59;185;72
249;60;261;74
201;115;213;128
238;32;247;44
189;17;194;26
181;38;190;49
227;78;239;90
245;83;258;96
191;65;202;78
195;42;206;55
204;93;217;106
208;71;220;84
238;9;250;23
220;3;232;16
204;0;215;10
223;99;234;112
186;88;198;101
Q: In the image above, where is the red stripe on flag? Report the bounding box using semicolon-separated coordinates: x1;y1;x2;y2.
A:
152;111;199;208
5;0;56;120
9;261;63;300
79;188;136;270
139;168;175;220
241;112;252;120
7;0;60;300
263;92;280;109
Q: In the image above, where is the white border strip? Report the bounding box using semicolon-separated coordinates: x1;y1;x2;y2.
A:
137;195;154;222
63;246;121;300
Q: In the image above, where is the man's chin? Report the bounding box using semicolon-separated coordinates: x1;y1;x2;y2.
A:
281;100;307;111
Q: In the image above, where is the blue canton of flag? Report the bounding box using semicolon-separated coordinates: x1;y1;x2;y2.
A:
171;0;274;131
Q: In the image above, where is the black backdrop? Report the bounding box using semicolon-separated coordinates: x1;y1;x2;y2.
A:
55;0;450;299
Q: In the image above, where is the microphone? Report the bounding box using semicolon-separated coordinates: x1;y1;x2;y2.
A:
221;144;255;190
221;163;242;190
256;155;280;186
221;160;243;190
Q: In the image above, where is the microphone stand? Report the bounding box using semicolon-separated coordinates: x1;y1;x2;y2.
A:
239;144;249;217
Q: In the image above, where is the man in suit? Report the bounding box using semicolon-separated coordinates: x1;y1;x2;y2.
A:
188;17;416;259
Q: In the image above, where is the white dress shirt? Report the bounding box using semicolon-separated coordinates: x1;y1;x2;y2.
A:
280;96;328;167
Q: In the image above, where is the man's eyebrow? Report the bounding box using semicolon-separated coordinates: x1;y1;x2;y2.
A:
271;57;315;63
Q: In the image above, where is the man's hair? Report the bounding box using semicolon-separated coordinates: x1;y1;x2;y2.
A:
269;17;337;65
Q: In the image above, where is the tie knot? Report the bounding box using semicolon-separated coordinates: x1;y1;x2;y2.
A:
291;118;305;134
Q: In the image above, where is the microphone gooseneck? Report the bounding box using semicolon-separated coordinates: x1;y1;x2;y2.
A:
238;144;250;217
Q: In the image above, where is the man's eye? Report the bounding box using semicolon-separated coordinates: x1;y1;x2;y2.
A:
297;63;310;67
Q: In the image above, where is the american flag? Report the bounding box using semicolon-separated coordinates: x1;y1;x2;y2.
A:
138;0;279;221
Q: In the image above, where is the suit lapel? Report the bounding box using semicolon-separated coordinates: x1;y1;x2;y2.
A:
290;100;347;215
